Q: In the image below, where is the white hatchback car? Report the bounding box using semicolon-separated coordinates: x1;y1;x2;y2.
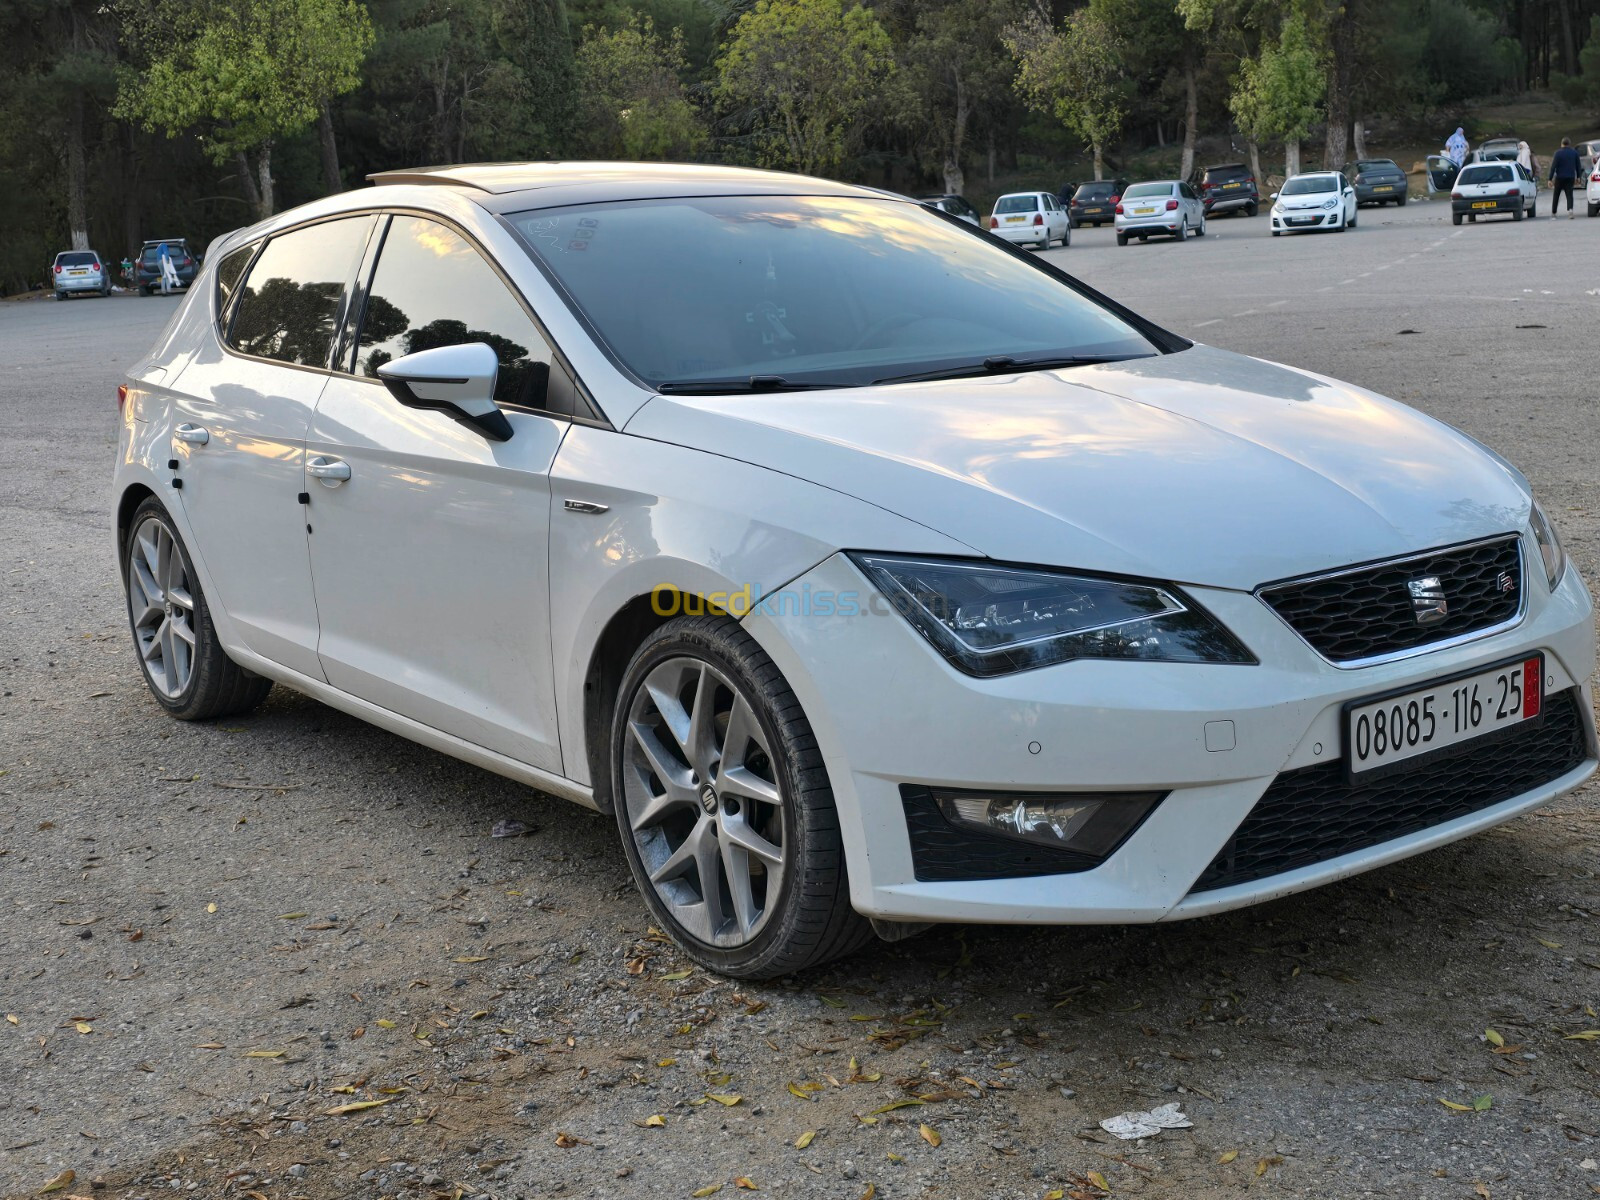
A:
1114;180;1205;245
1450;161;1539;225
1270;171;1359;234
1587;162;1600;217
988;191;1070;248
115;163;1596;978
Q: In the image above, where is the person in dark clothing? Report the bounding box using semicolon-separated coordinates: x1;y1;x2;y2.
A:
1548;137;1581;217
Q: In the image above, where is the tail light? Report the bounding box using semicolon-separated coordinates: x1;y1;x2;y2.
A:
1033;213;1044;226
91;260;100;271
1245;177;1255;186
1592;173;1600;182
1451;192;1463;201
1109;194;1121;204
1202;181;1215;191
1114;203;1124;215
1165;199;1179;211
989;216;998;229
53;264;61;274
117;384;127;409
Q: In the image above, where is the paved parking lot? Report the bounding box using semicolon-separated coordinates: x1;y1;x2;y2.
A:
2;197;1598;1200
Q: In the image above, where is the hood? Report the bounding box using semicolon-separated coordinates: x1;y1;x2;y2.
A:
1276;193;1337;210
623;345;1531;590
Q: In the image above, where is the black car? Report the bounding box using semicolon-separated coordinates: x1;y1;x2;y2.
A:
1198;163;1259;216
1351;158;1408;206
135;239;199;294
917;194;982;227
1068;178;1128;227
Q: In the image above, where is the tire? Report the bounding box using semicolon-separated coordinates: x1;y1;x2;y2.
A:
1452;213;1463;225
1176;218;1188;241
1589;203;1599;217
1513;205;1523;221
1398;193;1407;206
122;497;273;721
1271;230;1280;237
1116;231;1129;246
1349;210;1357;228
1194;215;1206;237
1526;201;1536;219
1246;202;1258;217
609;614;871;979
1469;214;1477;222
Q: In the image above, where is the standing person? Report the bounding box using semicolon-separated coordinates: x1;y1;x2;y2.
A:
157;242;178;294
1516;140;1536;176
1548;137;1581;218
1446;127;1469;166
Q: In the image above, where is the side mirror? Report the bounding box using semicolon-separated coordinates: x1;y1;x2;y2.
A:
376;342;513;442
1269;192;1279;200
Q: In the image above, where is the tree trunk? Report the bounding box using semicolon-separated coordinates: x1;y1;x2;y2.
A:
1352;119;1368;161
1247;139;1262;187
318;103;342;194
1285;138;1300;178
1179;61;1198;182
66;89;89;250
987;129;995;184
1558;0;1577;75
255;144;275;222
1092;142;1104;181
944;71;967;195
123;123;141;267
1155;120;1164;147
235;150;263;218
1322;1;1354;174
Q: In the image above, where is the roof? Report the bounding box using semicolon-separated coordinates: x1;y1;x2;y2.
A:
365;161;893;212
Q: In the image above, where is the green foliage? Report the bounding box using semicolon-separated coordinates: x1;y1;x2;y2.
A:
714;0;894;175
575;14;704;158
117;0;375;163
1230;11;1325;145
1005;6;1126;173
1420;0;1519;104
1552;16;1600;108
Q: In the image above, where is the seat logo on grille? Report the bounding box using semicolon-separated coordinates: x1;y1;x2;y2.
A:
1407;575;1449;624
1496;569;1516;594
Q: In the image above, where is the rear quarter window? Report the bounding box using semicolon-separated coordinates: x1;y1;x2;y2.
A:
227;216;375;368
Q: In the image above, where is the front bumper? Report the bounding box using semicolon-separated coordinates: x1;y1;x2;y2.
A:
743;546;1597;925
1271;207;1342;232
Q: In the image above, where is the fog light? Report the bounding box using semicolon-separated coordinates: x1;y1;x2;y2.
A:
934;789;1162;856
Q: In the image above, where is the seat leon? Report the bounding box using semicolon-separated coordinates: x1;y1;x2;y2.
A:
114;162;1597;978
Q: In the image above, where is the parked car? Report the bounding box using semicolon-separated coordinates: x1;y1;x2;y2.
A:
918;194;982;226
51;249;111;299
1067;178;1128;227
1579;138;1600;177
1473;137;1521;163
1114;180;1205;244
1450;161;1538;224
1587;160;1600;218
1425;154;1461;193
988;191;1070;248
1351;158;1409;206
1269;171;1358;235
136;239;199;294
1197;162;1259;217
115;161;1596;978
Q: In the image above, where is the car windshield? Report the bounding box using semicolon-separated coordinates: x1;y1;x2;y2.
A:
509;195;1159;391
1282;176;1337;195
57;252;97;266
994;194;1041;214
1075;183;1115;199
1459;165;1512;184
1123;183;1172;199
1356;160;1398;172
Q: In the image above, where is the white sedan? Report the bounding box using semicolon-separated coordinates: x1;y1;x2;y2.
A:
1588;162;1600;217
1451;161;1539;224
115;162;1596;978
1270;171;1358;234
1114;180;1205;244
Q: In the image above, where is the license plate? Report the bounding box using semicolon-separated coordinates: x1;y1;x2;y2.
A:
1471;200;1496;209
1223;183;1241;189
69;269;86;275
1373;185;1393;192
1134;207;1156;215
1081;207;1103;215
1005;216;1024;223
1345;653;1542;778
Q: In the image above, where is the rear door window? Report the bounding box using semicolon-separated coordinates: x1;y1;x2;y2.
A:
352;216;553;410
228;216;376;368
57;251;98;267
995;195;1041;214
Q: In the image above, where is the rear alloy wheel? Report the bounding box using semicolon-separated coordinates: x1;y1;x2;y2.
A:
1116;231;1129;246
123;497;272;720
1177;218;1188;240
612;615;870;978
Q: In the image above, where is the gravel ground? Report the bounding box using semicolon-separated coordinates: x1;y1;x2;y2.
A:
2;197;1598;1200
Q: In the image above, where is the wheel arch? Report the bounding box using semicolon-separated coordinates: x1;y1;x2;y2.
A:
116;483;159;580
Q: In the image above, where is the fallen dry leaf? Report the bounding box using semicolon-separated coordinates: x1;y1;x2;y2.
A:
795;1130;816;1149
1217;1149;1239;1164
1474;1183;1491;1200
242;1049;285;1059
705;1093;743;1107
1086;1169;1110;1192
868;1098;924;1115
205;903;217;914
637;1115;666;1128
1439;1097;1473;1112
859;1185;876;1200
375;1020;397;1029
1484;1028;1505;1047
1254;1156;1283;1177
660;969;694;981
324;1098;396;1115
691;1186;721;1198
1563;1030;1600;1040
73;1022;91;1035
734;1178;757;1191
554;1132;590;1148
38;1170;75;1194
919;1123;941;1148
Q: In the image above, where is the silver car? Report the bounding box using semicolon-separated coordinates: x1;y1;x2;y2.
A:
1114;180;1206;245
52;250;110;300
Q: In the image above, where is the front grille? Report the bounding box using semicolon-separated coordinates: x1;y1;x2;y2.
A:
1190;688;1588;894
1259;535;1522;664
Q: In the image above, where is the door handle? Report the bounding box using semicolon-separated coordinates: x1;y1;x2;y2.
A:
307;456;351;487
174;423;209;445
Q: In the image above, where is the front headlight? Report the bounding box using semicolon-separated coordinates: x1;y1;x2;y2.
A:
1321;198;1338;209
1530;500;1566;589
850;554;1255;677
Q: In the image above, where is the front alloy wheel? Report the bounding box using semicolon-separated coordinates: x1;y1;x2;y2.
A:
612;615;870;977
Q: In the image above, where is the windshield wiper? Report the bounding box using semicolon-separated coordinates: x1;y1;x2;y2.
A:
655;375;845;395
871;353;1146;387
